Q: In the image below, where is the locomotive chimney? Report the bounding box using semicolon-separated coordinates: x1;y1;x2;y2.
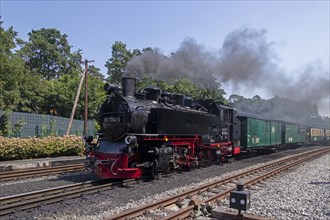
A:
122;77;136;97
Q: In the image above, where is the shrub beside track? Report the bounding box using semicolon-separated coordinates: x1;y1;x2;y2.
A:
0;136;84;161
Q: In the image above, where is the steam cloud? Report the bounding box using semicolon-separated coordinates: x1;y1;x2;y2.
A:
124;27;329;117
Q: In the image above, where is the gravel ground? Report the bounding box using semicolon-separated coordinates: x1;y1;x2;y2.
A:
1;145;328;220
216;152;330;220
246;152;329;219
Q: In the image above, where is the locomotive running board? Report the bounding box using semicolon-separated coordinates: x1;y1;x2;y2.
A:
127;133;199;137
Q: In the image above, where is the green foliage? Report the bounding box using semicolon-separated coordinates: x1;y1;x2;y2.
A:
12;118;26;137
0;110;12;137
105;41;142;85
45;74;80;118
84;70;107;119
88;65;104;81
41;115;48;138
0;22;50;113
18;28;82;80
45;69;106;119
0;136;84;161
49;119;56;136
0;21;17;54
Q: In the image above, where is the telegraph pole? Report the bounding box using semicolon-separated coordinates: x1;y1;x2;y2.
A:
84;59;88;137
84;59;94;137
66;59;94;136
66;68;86;135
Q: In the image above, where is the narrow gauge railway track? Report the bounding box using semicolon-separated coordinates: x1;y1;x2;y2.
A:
0;164;85;182
0;178;139;216
107;147;329;220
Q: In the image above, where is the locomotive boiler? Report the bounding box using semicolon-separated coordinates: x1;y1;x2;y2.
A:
84;77;241;179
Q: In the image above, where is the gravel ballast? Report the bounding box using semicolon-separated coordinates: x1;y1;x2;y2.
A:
244;153;329;220
1;146;329;220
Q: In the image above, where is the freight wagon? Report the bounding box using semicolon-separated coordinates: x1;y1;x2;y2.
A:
283;123;307;146
234;115;282;152
234;114;312;152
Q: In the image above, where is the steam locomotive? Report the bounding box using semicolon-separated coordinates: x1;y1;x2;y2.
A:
84;77;330;179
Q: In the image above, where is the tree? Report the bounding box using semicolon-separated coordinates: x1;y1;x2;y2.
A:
83;65;106;119
228;94;244;104
88;65;104;81
0;21;46;112
0;21;21;110
18;28;81;80
0;22;105;117
105;41;141;85
45;66;106;120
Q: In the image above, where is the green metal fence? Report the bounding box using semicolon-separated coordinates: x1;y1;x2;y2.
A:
0;111;95;138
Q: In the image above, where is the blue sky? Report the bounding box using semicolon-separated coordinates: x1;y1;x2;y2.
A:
1;0;329;115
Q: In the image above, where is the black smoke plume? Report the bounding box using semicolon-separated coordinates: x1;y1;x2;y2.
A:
124;26;329;118
124;38;217;87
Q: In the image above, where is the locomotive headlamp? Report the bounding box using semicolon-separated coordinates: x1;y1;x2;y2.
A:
125;135;137;145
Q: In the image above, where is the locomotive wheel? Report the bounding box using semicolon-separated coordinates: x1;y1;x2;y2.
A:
205;149;214;161
197;151;204;163
150;164;159;180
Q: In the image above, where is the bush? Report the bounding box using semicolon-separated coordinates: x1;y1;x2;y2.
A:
0;135;84;161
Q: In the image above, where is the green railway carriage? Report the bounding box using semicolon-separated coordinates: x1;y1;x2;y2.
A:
237;116;282;151
270;121;282;145
283;123;307;145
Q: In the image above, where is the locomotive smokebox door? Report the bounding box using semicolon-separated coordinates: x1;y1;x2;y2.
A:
230;190;251;211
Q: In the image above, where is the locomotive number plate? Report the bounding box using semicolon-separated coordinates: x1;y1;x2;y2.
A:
104;116;122;123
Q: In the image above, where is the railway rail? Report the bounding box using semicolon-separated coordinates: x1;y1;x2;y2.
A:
0;164;85;182
0;147;328;218
0;177;141;216
107;147;329;220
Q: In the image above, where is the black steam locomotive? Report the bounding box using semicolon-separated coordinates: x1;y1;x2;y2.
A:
85;77;240;178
